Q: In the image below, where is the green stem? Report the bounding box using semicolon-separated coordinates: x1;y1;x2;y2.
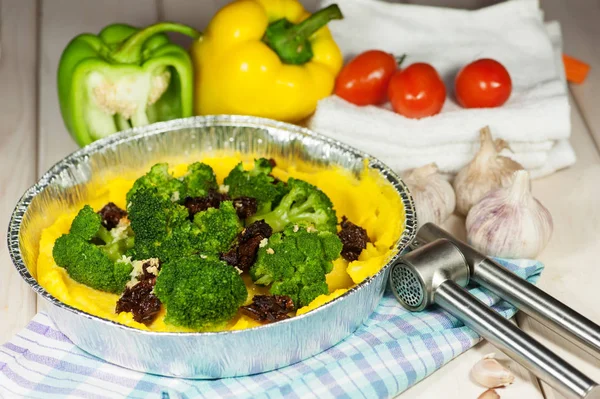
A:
264;4;343;65
110;22;201;64
97;226;114;245
286;4;343;43
396;54;407;68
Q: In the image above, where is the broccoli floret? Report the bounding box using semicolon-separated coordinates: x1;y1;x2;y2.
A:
127;162;218;204
127;163;185;203
67;205;134;260
192;200;242;254
52;205;134;293
183;162;218;198
69;205;108;241
154;256;247;330
127;186;195;262
224;158;287;213
250;224;343;307
128;186;241;260
248;178;338;234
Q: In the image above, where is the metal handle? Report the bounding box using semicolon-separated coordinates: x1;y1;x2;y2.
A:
435;280;600;399
416;223;600;359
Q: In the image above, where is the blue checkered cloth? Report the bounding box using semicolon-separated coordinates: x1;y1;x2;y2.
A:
0;259;542;399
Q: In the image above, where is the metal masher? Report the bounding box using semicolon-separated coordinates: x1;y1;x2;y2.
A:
388;227;600;399
413;223;600;357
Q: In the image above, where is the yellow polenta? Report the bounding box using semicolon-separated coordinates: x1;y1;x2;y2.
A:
36;156;405;332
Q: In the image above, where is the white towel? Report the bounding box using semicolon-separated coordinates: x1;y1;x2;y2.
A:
309;0;576;178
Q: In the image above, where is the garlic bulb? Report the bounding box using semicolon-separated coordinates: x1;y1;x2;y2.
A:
478;389;501;399
466;170;553;258
403;163;455;229
471;354;515;388
453;126;524;216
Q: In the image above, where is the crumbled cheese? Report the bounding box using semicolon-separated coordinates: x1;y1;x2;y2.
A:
234;267;243;275
145;258;160;276
259;238;268;248
306;226;317;233
200;254;208;259
125;258;160;288
110;218;131;241
293;224;299;233
126;260;145;288
266;248;275;255
170;191;180;202
219;184;230;194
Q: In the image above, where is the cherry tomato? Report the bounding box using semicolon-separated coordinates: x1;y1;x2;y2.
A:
455;58;512;108
387;63;446;119
334;50;397;106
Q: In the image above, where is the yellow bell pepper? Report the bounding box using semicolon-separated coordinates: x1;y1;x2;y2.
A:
191;0;344;123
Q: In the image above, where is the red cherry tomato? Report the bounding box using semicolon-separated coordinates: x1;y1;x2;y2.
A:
387;63;447;119
455;58;512;108
334;50;397;106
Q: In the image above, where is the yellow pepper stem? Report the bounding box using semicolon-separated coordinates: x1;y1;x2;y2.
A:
264;4;343;65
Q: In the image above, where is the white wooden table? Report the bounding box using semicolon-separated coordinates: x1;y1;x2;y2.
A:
1;0;599;398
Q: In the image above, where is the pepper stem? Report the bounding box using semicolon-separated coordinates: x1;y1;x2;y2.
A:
110;22;201;64
264;4;343;65
289;4;343;43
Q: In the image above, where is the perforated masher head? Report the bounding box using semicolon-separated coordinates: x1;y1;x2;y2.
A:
389;238;470;311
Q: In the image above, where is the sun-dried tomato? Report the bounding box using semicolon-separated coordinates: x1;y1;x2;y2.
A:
115;280;161;325
338;216;369;262
232;197;258;219
240;295;294;323
97;202;127;230
183;189;231;220
115;260;162;325
221;220;272;271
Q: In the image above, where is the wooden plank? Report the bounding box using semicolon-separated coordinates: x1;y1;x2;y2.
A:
160;0;219;33
541;0;600;150
37;0;160;311
533;94;600;326
301;0;319;12
0;0;39;343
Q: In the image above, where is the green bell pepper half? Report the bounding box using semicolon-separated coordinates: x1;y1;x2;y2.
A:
57;22;201;146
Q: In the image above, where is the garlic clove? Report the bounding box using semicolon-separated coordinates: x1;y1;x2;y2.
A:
402;163;456;230
466;170;553;258
478;388;501;399
471;356;515;388
453;126;524;216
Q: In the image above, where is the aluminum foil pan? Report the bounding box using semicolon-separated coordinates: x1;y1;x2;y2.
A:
8;115;417;378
